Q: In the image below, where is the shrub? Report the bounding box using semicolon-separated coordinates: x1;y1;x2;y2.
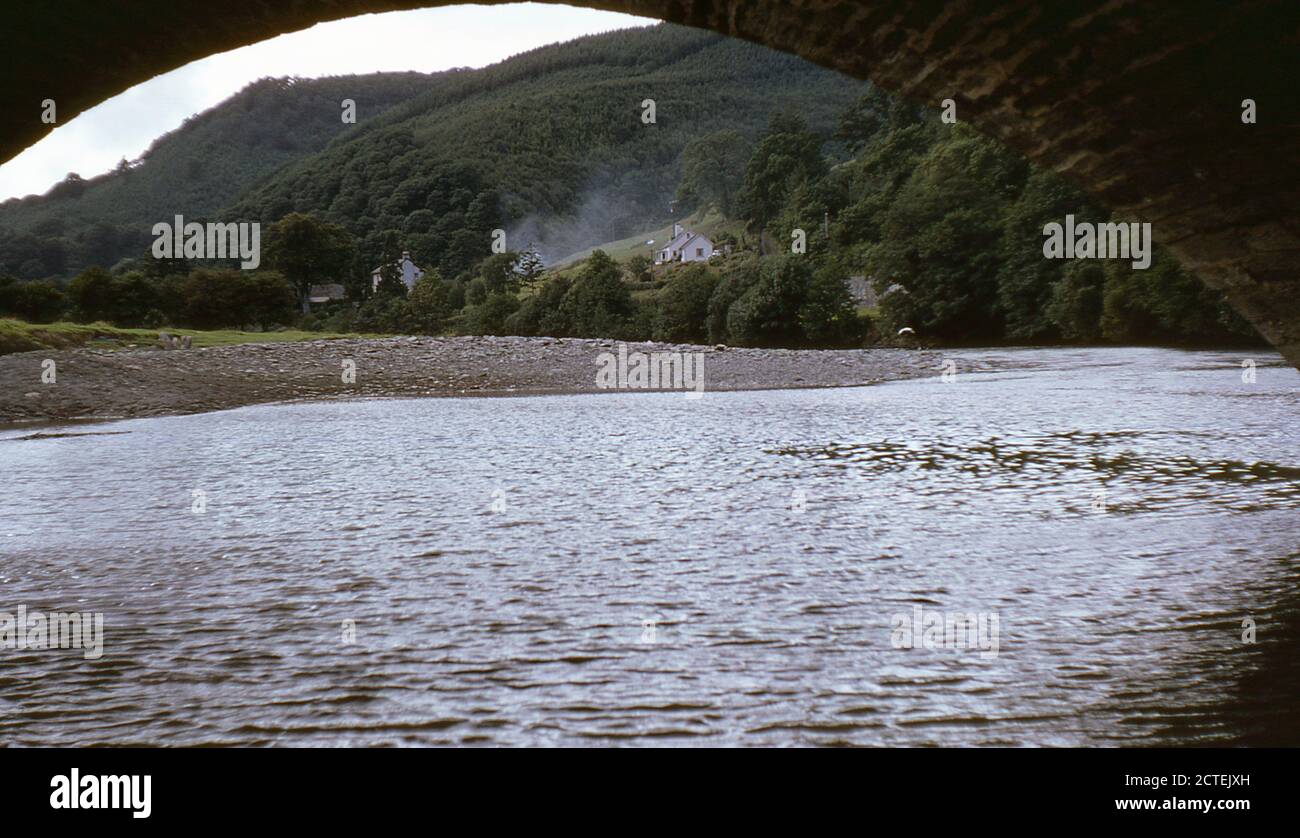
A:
0;277;67;323
654;264;716;343
561;250;635;339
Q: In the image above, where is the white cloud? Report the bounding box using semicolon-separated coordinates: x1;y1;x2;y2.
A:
0;4;653;201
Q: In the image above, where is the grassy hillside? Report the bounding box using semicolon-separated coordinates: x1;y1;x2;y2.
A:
0;73;436;277
549;207;746;269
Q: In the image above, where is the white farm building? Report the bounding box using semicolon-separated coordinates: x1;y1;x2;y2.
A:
656;224;714;264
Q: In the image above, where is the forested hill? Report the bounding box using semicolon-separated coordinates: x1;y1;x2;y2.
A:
0;23;868;280
225;24;868;271
0;72;435;278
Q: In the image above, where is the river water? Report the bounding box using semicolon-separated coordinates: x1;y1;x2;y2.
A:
1;347;1297;746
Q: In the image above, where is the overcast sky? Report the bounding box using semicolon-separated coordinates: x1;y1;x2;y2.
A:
0;4;653;202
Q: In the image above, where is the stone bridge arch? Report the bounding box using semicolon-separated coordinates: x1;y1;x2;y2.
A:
2;1;1296;365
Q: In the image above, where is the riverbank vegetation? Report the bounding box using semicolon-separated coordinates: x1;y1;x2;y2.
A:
0;317;375;355
0;24;1264;352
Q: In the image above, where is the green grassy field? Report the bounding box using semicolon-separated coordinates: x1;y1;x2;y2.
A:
548;208;748;271
0;318;385;355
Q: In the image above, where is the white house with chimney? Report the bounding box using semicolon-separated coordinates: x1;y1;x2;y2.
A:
371;250;425;292
656;223;714;264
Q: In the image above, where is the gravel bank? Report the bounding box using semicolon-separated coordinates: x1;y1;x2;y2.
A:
0;335;992;423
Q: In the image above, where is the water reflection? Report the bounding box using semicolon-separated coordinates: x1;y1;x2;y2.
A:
0;347;1296;745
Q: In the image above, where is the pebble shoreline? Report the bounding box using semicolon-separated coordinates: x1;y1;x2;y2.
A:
0;335;984;424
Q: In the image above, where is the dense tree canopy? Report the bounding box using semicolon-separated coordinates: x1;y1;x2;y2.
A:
264;213;357;311
0;74;432;278
0;23;1261;352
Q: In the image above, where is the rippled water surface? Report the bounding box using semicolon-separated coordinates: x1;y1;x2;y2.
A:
2;347;1298;746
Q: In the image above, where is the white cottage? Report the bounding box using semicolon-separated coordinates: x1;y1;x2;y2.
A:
656;224;714;264
371;250;425;292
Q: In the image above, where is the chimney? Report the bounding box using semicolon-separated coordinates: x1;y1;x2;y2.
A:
673;223;682;238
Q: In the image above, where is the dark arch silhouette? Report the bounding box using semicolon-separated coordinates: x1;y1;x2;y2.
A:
2;1;1296;365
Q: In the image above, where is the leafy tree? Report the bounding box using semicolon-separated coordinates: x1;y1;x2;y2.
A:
1045;261;1105;342
866;129;1025;340
561;250;636;338
478;251;522;295
354;294;411;334
407;270;452;334
463;292;521;336
799;262;862;346
240;270;298;328
654;264;716;343
48;173;87;201
1100;254;1254;344
465;277;488;306
179;269;241;330
835;92;927;151
0;277;66;323
506;274;572;337
179;268;295;329
676;130;749;216
108;271;159;326
996;169;1102;341
737;117;827;248
264;213;357;312
724;256;813;347
372;230;409;298
625;253;652;283
445;279;467;311
66;267;117;322
707;256;761;344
